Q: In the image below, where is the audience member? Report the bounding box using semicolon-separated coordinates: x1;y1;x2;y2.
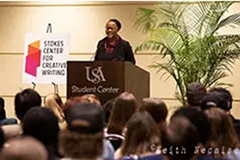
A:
81;94;101;105
139;97;168;129
0;97;17;125
106;92;137;150
44;93;65;123
202;88;240;142
0;126;5;148
14;88;42;121
161;115;199;160
2;88;42;140
204;107;240;159
186;82;207;109
22;107;61;160
171;107;211;146
0;136;47;160
59;102;105;160
116;111;162;160
63;95;115;160
0;97;6;120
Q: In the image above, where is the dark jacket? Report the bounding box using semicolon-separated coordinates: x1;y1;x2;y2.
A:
94;36;136;64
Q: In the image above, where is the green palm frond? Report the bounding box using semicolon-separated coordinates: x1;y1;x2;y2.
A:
215;13;240;32
134;7;157;33
134;1;240;105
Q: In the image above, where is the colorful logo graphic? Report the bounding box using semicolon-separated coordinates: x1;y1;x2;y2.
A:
25;40;41;77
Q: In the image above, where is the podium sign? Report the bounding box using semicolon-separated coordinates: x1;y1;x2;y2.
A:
67;61;149;105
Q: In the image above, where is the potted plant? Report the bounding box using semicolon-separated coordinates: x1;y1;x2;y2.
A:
134;1;240;105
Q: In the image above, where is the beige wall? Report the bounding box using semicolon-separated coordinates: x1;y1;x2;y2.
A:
1;1;240;119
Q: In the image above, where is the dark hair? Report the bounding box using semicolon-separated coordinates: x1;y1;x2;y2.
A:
139;98;168;124
172;107;211;145
107;92;137;135
161;116;199;160
108;19;121;30
59;130;103;159
120;111;159;157
0;126;5;148
208;87;232;110
65;102;104;134
22;107;59;145
14;88;42;121
186;82;207;107
0;97;6;120
201;91;231;111
205;107;238;158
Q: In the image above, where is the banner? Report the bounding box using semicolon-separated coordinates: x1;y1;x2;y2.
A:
23;33;70;84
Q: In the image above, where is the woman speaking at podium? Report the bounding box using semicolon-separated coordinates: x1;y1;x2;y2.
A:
94;19;136;64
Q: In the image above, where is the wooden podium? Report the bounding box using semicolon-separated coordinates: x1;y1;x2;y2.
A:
67;61;149;105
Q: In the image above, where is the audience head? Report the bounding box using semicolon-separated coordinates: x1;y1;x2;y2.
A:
0;126;5;148
0;97;6;119
45;93;63;109
161;116;199;160
201;91;231;111
14;88;42;121
44;93;64;122
59;102;105;159
208;87;233;111
22;107;60;146
107;92;137;135
63;96;88;114
139;98;168;125
0;136;47;160
120;111;160;157
171;107;211;145
186;82;207;107
81;94;101;105
204;107;238;156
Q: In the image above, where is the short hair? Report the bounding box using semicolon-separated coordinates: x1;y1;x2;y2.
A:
22;107;60;145
108;19;121;30
14;88;42;121
186;82;207;107
172;107;211;145
161;116;199;160
201;91;231;111
64;103;104;134
139;98;168;124
208;87;232;110
60;102;104;159
0;136;47;160
59;130;103;159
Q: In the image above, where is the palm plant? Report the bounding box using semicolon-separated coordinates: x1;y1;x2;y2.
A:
134;1;240;105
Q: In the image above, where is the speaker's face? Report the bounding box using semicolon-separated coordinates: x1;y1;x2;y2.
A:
105;21;119;40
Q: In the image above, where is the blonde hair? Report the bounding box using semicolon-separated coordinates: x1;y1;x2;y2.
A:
44;93;64;123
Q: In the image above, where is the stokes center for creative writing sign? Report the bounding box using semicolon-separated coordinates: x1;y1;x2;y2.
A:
23;33;70;84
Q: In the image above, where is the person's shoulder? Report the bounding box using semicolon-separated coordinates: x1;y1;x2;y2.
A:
97;37;107;46
119;37;130;45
